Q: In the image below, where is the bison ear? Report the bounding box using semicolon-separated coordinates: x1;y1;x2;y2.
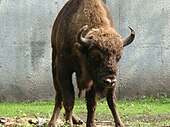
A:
77;25;92;48
123;27;135;47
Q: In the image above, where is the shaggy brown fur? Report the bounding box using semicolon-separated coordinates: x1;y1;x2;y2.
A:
48;0;135;127
86;27;123;52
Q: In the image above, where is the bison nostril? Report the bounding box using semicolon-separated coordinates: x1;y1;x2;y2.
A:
112;79;117;83
104;78;117;85
104;79;112;84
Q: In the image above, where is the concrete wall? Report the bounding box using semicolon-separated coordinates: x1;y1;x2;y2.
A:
0;0;169;101
0;0;68;101
108;0;170;99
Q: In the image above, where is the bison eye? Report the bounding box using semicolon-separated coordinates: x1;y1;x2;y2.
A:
90;53;102;64
91;54;100;62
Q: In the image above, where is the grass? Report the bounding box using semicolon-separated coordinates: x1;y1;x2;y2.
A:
0;101;54;118
118;96;170;115
0;96;170;126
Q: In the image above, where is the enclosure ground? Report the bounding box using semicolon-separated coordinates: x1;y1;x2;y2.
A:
0;114;170;127
0;97;170;126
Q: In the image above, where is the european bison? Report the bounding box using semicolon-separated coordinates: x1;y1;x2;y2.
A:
48;0;135;127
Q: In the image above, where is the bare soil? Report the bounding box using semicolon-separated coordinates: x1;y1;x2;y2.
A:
0;114;170;127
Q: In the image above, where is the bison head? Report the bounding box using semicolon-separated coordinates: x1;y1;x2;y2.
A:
76;25;135;90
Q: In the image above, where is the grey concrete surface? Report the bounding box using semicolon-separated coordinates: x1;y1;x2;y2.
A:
0;0;67;101
0;0;169;101
113;0;170;99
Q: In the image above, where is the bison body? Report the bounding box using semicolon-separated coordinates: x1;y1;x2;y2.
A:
48;0;135;127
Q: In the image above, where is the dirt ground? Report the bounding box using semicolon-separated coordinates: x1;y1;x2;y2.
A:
0;114;170;127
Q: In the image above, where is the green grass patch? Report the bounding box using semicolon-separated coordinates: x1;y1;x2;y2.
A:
118;96;170;115
0;100;54;118
0;97;170;126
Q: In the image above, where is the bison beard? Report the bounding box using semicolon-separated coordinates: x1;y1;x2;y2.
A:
48;0;135;127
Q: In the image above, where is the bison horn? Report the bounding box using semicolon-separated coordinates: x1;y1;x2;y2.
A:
77;25;92;48
123;26;135;47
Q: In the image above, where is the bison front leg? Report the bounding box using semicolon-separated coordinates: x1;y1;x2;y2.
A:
86;86;97;127
106;88;124;127
48;93;63;127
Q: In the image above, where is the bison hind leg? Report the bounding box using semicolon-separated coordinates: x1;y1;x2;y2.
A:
48;92;63;127
72;113;83;125
63;113;83;125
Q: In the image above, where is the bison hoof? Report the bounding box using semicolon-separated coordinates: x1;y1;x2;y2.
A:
116;123;125;127
72;113;83;125
47;122;56;127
